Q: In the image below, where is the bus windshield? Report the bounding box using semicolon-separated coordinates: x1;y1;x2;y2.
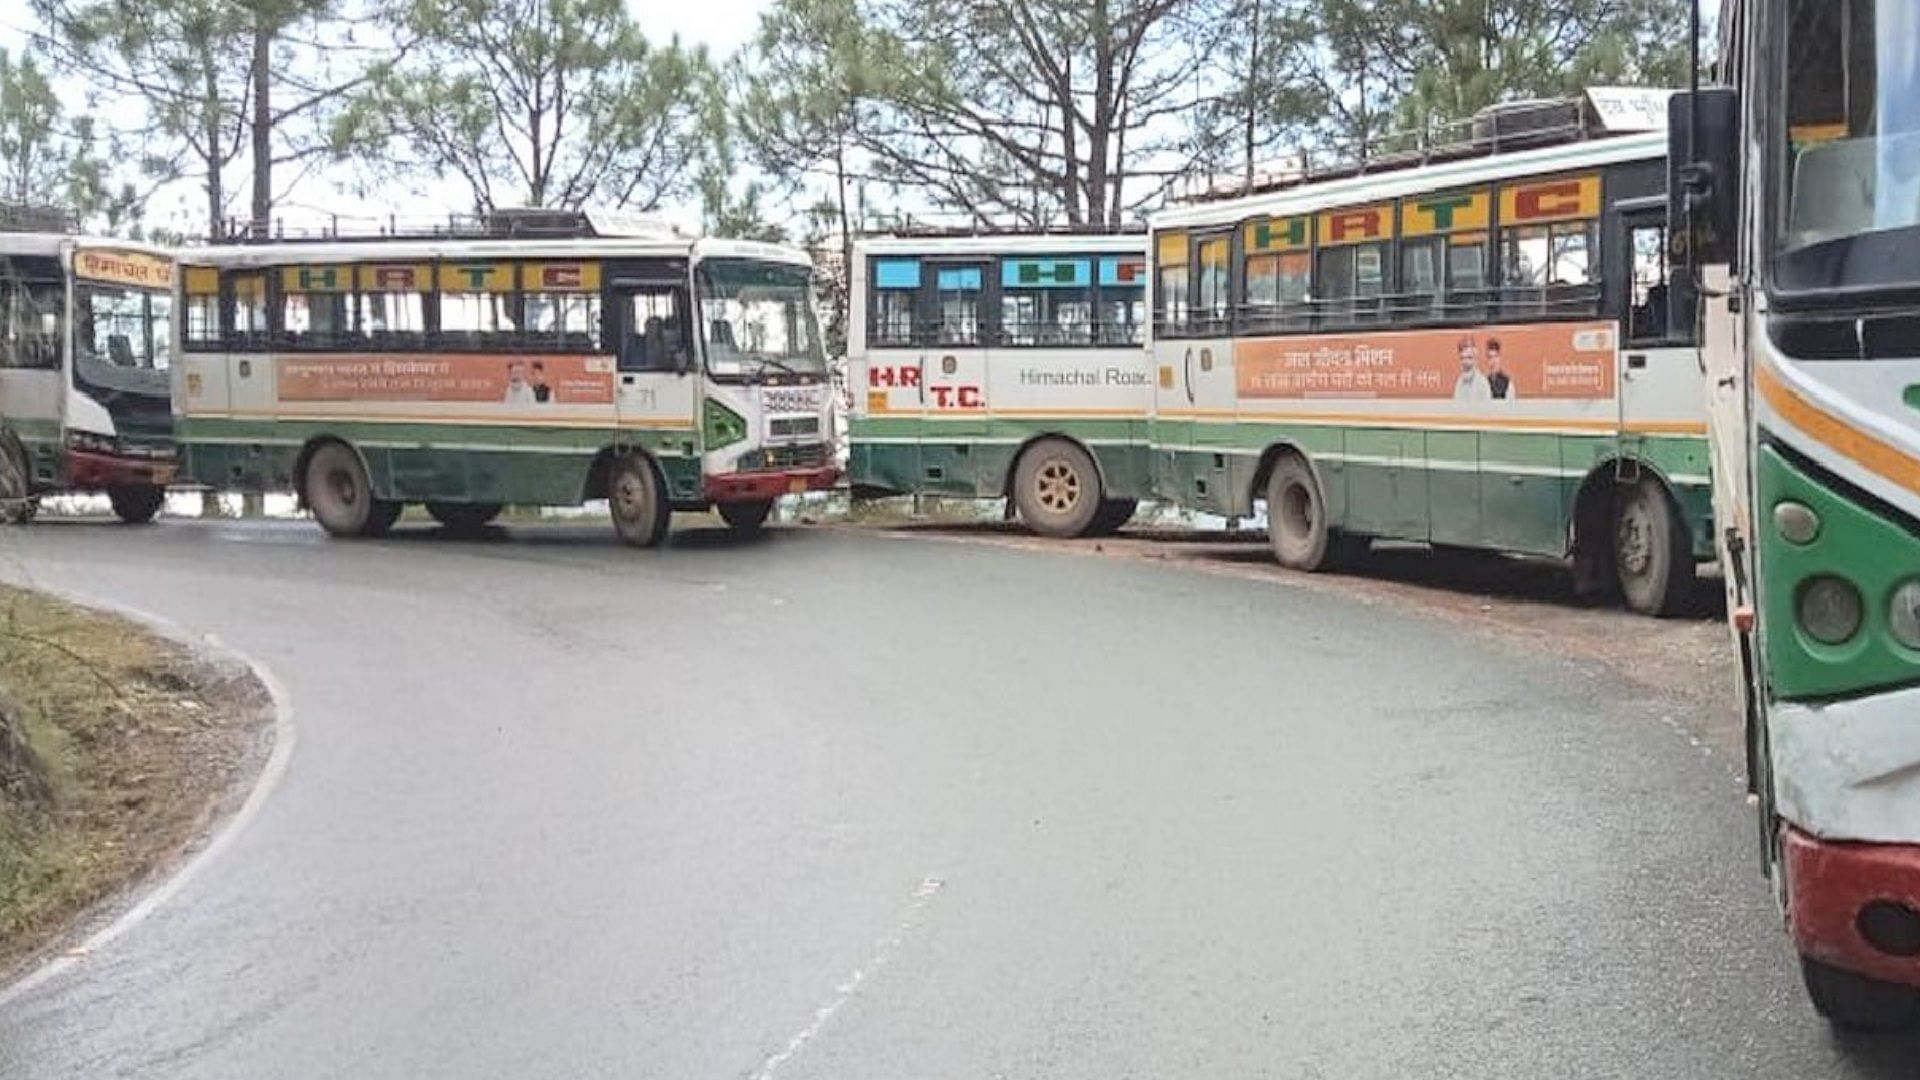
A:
72;282;172;395
696;259;827;381
1774;0;1920;296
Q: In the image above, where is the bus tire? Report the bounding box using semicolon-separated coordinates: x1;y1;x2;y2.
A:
362;499;404;538
1266;454;1331;571
304;441;375;538
1614;475;1694;616
108;484;166;525
609;453;670;548
1801;955;1920;1031
718;499;774;535
0;438;35;525
426;501;502;532
1087;498;1138;537
1013;438;1101;538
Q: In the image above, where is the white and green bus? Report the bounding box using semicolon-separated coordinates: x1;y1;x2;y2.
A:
1150;94;1713;615
1672;0;1920;1027
172;212;838;543
0;222;177;524
846;232;1152;537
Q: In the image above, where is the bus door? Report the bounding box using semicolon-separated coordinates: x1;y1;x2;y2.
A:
918;260;990;495
1185;232;1239;514
857;255;925;493
608;269;699;457
1614;206;1703;448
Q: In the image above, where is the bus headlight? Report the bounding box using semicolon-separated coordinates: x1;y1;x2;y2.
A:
1889;580;1920;650
1798;575;1864;646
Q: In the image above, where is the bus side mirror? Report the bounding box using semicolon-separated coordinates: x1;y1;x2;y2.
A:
1667;87;1741;269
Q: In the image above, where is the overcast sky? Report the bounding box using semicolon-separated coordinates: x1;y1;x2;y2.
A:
0;0;774;235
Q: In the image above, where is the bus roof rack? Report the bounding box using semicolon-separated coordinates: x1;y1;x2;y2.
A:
857;223;1149;240
0;201;79;235
214;207;688;245
1174;87;1672;204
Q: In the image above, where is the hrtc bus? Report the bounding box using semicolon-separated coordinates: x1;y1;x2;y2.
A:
846;233;1151;537
171;212;837;544
1672;0;1920;1028
1150;93;1712;615
0;223;176;524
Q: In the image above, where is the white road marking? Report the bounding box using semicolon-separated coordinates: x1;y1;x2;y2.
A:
747;876;946;1080
0;594;297;1007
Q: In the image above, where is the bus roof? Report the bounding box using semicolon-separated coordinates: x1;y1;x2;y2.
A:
854;232;1147;258
179;234;813;270
1152;128;1668;231
0;233;175;262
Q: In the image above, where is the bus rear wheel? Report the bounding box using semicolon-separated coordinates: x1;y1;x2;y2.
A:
1614;476;1694;616
304;442;375;538
609;454;670;548
1801;956;1920;1031
108;484;165;525
718;499;774;535
1087;498;1138;537
1014;438;1101;538
1266;454;1331;571
0;440;35;525
362;499;403;538
427;501;503;532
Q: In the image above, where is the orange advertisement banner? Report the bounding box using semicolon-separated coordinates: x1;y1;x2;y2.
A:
277;354;615;405
1235;322;1617;401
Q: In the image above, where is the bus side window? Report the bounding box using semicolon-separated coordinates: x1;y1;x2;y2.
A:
869;258;921;347
620;285;689;373
1626;219;1676;346
2;280;62;371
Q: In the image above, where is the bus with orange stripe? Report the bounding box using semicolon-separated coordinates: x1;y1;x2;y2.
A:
846;232;1152;537
1150;92;1710;615
1671;0;1920;1029
172;211;837;544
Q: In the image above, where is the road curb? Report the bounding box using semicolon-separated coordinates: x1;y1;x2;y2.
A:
0;588;296;1007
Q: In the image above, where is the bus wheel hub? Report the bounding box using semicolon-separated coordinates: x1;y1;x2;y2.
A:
1036;460;1080;512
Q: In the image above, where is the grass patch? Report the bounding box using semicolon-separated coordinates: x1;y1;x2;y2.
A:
0;586;267;973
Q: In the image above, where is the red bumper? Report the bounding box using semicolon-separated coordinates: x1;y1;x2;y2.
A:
1783;826;1920;988
64;449;176;490
703;465;839;504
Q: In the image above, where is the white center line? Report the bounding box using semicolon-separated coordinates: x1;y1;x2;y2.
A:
747;875;946;1080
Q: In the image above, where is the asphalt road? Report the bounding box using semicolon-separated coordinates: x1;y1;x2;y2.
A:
1;518;1916;1079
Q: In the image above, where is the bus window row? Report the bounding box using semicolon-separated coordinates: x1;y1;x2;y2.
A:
180;261;613;354
867;254;1149;350
1156;171;1624;339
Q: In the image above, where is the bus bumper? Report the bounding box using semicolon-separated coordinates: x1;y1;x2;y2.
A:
1783;826;1920;988
64;449;177;491
703;465;840;504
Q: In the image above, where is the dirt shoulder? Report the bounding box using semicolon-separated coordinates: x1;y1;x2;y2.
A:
0;585;272;978
845;519;1747;766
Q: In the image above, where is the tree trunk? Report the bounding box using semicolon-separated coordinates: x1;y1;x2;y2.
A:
203;59;225;236
250;19;273;238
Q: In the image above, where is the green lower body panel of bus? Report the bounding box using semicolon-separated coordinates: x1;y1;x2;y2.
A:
848;415;1153;502
176;417;702;507
1154;423;1713;560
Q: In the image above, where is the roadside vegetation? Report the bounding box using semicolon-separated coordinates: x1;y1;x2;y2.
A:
0;585;267;974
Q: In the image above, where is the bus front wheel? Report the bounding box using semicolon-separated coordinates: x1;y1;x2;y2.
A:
1014;438;1101;538
1614;476;1694;617
1801;956;1920;1031
108;484;165;525
609;454;670;548
304;442;375;538
718;499;774;535
1266;455;1330;571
